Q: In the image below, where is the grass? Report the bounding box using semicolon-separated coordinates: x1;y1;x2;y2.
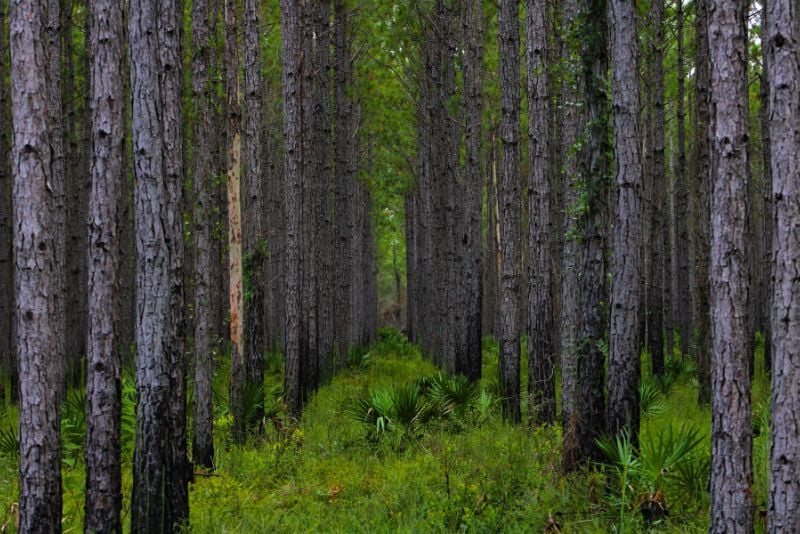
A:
0;328;774;533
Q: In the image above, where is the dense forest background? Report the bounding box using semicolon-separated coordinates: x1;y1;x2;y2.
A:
1;0;799;532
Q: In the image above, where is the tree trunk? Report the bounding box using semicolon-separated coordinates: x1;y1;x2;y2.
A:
607;0;644;440
708;1;753;531
0;0;14;403
646;0;666;377
281;0;303;420
129;0;189;528
759;4;773;377
225;0;246;446
46;0;67;398
526;0;555;424
244;0;265;397
766;0;800;528
191;0;215;470
10;0;63;528
692;0;712;407
460;0;483;381
497;0;521;423
313;0;335;382
333;0;354;365
84;0;125;529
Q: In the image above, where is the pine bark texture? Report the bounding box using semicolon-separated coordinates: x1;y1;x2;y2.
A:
129;0;189;529
708;1;754;531
607;0;644;440
766;0;800;529
46;0;66;396
692;0;712;406
244;0;265;394
0;0;13;401
646;0;666;377
460;0;483;381
84;0;124;529
526;0;556;424
498;0;521;423
281;0;303;420
10;0;63;529
191;0;215;470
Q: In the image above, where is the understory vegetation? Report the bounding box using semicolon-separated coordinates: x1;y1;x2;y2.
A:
0;329;772;532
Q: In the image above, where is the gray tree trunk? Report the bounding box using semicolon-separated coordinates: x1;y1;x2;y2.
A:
708;1;754;531
11;0;63;529
459;0;483;381
313;0;335;382
129;0;189;529
244;0;265;395
646;0;666;377
333;0;354;365
497;0;521;423
191;0;215;470
281;0;303;420
84;0;125;530
46;0;67;397
526;0;555;424
759;3;773;377
607;0;644;440
766;0;800;529
0;0;14;402
692;0;712;407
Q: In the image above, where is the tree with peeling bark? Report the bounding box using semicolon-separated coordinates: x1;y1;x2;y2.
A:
707;0;753;531
84;0;125;529
766;0;800;528
10;0;63;529
225;0;246;446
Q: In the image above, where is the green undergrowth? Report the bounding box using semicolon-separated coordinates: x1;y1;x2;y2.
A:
0;328;773;532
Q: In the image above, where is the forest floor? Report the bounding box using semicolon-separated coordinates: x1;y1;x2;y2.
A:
0;329;772;533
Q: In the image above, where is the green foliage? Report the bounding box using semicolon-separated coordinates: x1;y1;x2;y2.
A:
639;378;666;418
597;424;706;529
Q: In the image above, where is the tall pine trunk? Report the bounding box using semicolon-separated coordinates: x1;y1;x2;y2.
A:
607;0;644;440
84;0;125;529
526;0;556;423
129;0;189;528
766;0;800;528
497;0;521;423
10;0;63;528
708;1;753;531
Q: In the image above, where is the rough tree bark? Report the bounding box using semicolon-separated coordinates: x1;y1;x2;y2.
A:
460;0;484;381
692;0;712;407
244;0;266;397
497;0;521;423
46;0;67;397
708;0;753;531
191;0;215;469
766;0;800;528
129;0;189;529
281;0;303;420
526;0;556;423
84;0;125;529
759;2;773;377
646;0;666;377
333;0;354;364
607;0;644;440
0;0;13;401
10;0;63;528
